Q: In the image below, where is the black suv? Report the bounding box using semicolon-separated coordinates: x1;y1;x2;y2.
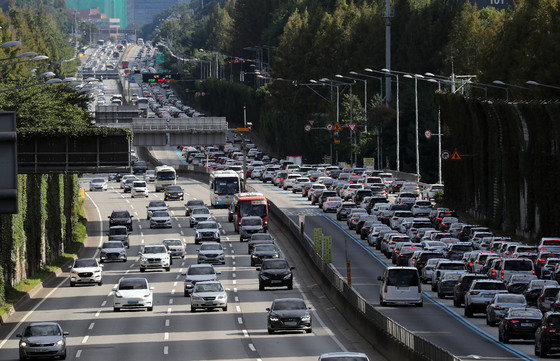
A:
535;312;560;357
132;161;148;174
257;258;294;290
109;210;133;231
164;185;184;201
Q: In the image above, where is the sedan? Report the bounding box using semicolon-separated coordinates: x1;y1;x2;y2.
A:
498;307;542;343
17;322;68;360
190;207;211;227
113;277;154;312
248;233;275;254
162;239;186;258
322;197;343;213
109;210;133;231
190;281;228;312
99;241;127;263
195;220;220;244
486;293;527;326
146;200;168;220
89;177;107;191
185;199;205;216
267;298;312;334
251;244;280;267
182;264;220;296
150;210;172;229
258;258;294;290
164;185;184;201
197;242;225;264
70;258;103;286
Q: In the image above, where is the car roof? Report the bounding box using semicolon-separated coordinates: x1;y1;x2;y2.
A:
189;263;214;268
28;322;61;327
319;352;368;359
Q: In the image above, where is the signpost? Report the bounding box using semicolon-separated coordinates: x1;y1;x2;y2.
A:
304;124;312;132
348;123;357;132
236;128;250;132
334;122;342;131
363;158;375;168
322;236;332;263
314;228;323;255
441;150;450;160
424;130;432;139
326;123;333;131
308;120;315;126
450;149;462;160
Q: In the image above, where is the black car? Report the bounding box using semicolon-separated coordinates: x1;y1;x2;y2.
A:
248;233;275;254
535;311;560;357
336;202;357;221
186;199;205;216
132;161;148;174
251;244;280;267
164;185;184;201
109;210;133;231
498;307;542;343
267;298;311;334
107;225;129;248
258;258;294;290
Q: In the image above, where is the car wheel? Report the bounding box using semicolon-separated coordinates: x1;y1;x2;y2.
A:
431;283;437;292
259;283;264;291
147;307;153;311
486;316;491;325
437;291;444;299
502;332;509;344
19;352;27;361
190;224;193;228
98;281;103;286
421;277;427;284
191;307;197;313
222;306;228;311
267;328;274;334
416;301;423;307
165;267;170;272
464;305;473;318
99;259;104;264
123;258;127;262
140;268;145;272
541;343;548;357
70;281;75;287
113;307;120;312
250;261;254;267
305;329;312;334
195;240;200;245
453;298;460;307
184;291;188;297
59;350;67;360
287;282;293;290
380;298;387;307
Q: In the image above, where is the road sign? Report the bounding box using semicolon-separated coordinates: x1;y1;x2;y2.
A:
308;120;315;126
441;150;450;160
334;122;342;131
236;128;250;132
304;124;312;132
326;123;333;131
314;228;323;255
451;149;462;160
334;139;340;144
424;130;432;139
155;53;165;64
363;158;375;168
348;123;357;132
322;236;332;263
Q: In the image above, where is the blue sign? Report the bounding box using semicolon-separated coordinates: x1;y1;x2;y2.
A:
130;75;136;83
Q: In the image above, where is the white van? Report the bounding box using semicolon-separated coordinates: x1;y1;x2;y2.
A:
155;165;176;192
378;266;423;307
499;259;535;282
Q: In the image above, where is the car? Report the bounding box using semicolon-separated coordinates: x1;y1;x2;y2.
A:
251;244;280;267
240;216;264;242
132;160;148;174
164;185;184;201
248;233;275;254
258;258;294;290
431;260;467;291
190;281;228;312
17;322;68;360
411;200;432;216
437;272;462;299
150;210;172;229
131;180;148;198
162;239;186;258
99;241;127;263
453;273;488;306
525;280;559;306
183;264;220;296
267;298;312;334
498;307;542;343
486;293;527;326
144;169;156;182
535;311;560;357
195;220;221;244
197;242;225;264
190;206;211;227
122;177;138;192
378;266;423;307
538;285;560;313
107;225;129;248
70;258;103;286
185;199;205;216
112;277;154;312
322;197;343;213
109;210;133;231
318;352;369;361
423;184;443;199
89;177;107;191
506;274;537;294
146;200;168;219
464;280;508;317
336;202;357;221
139;244;171;272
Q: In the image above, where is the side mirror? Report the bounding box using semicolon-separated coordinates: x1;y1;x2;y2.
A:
138;252;142;255
256;268;261;271
16;334;22;338
108;216;111;219
266;308;270;311
130;215;134;218
112;286;117;291
97;247;101;250
63;331;69;336
290;267;295;270
99;264;104;268
150;287;154;290
216;271;222;275
377;276;383;281
181;271;186;276
196;250;199;252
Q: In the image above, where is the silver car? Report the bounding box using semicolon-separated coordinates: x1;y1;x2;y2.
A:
150;210;172;229
189;207;211;227
322;197;342;213
486;293;527;326
190;281;228;312
464;280;508;317
197;242;225;264
162;239;186;258
183;264;220;296
195;220;220;244
17;322;68;360
89;177;107;191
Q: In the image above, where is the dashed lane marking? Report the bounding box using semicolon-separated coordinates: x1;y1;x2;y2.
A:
82;335;89;344
249;344;256;352
76;350;82;358
88;323;94;330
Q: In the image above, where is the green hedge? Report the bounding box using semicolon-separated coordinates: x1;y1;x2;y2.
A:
437;94;560;241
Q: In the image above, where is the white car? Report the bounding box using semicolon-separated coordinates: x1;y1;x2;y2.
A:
144;170;156;182
190;281;228;312
378;267;423;307
70;258;103;286
423;184;444;199
131;180;148;198
113;277;154;312
120;174;136;189
139;244;171;272
89;178;107;191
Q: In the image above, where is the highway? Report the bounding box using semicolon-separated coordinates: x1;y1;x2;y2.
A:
0;172;382;361
149;146;546;361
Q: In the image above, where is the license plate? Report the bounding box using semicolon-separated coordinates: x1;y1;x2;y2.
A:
128;301;138;304
521;323;533;327
271;280;281;284
205;301;214;306
284;321;297;327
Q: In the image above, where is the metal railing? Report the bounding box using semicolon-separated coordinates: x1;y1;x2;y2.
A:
99;118;227;132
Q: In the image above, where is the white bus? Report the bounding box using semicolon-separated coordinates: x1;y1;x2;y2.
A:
209;170;241;206
155;165;176;191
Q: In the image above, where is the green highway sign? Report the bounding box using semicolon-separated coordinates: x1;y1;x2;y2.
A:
322;236;332;263
314;228;323;255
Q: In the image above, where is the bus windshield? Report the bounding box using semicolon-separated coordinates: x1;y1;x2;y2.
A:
215;177;239;195
239;200;267;218
157;171;175;180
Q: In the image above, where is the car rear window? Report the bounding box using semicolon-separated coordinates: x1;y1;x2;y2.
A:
509;309;542;318
386;269;419;287
439;263;466;270
474;282;507;290
112;211;129;218
496;295;526;303
504;260;533;271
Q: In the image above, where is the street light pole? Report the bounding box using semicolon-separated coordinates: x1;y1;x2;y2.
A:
404;73;422;180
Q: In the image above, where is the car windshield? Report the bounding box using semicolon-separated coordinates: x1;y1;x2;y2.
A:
109;227;127;235
193;208;210;215
102;242;123;249
188;267;215;275
262;260;289;270
133;182;146;187
74;259;97;268
239;202;267;218
112;211;129;218
474;282;507;290
163;240;182;246
451;245;474;252
143;246;167;254
386;269;419;287
254;245;276;252
509;309;542;318
119;279;147;290
92;178;104;183
273;299;306;310
194;283;224;293
167;186;182;192
242;218;262;226
148;201;166;208
152;211;169;218
157;170;175;180
23;325;61;337
200;244;222;251
215;177;239;195
197;222;217;230
188;200;204;207
321;357;368;361
504;260;533;271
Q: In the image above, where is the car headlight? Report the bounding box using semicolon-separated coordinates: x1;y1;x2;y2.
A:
20;341;27;347
301;315;311;321
217;295;226;300
143;292;151;298
94;269;101;273
260;274;269;280
120;250;126;254
71;270;78;275
56;340;64;346
283;274;292;280
115;291;123;298
269;316;279;322
178;193;183;196
251;254;258;258
191;296;203;301
215;232;220;237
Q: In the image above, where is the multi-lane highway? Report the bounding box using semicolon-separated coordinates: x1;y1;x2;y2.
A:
0;171;382;361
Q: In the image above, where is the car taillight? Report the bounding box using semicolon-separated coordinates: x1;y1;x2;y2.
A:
491;270;497;276
541;295;546;302
470;291;480;295
538;259;545;262
546;327;557;332
533;270;536;274
425;266;431;270
509;320;520;324
469;262;473;267
436;271;440;277
542;247;548;251
494;306;504;310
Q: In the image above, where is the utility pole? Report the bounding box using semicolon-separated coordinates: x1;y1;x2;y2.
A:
384;0;393;104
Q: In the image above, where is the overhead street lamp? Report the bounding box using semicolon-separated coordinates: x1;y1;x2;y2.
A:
526;80;560;91
0;41;21;48
0;55;48;68
378;68;401;171
492;80;529;101
427;78;442;184
403;73;424;180
0;77;62;94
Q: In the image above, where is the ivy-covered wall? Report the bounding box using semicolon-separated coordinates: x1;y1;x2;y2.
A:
437;94;560;241
0;174;82;294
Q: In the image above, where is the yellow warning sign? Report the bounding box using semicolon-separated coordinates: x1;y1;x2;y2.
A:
451;149;462;160
333;122;342;131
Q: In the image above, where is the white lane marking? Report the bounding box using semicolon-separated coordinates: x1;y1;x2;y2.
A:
232;267;236;271
233;261;236;265
235;296;239;302
76;349;82;358
134;211;138;216
181;261;185;266
236;305;241;312
171;289;175;295
164;332;169;340
130;205;135;209
129;263;135;268
179;268;183;273
237;317;243;324
229;244;233;248
232;256;235;260
233;280;237;285
180;231;184;235
82;335;89;344
125;270;130;274
173;281;178;286
165;319;170;327
231;250;235;254
221;229;225;234
163;346;168;355
226;236;230;241
169;299;174;305
139;225;142;230
141;239;145;244
232;273;236;278
101;300;106;307
248;344;256;352
234;288;237;293
95;310;101;317
175;275;180;280
88;322;95;330
242;329;249;337
167;307;172;314
125;199;130;203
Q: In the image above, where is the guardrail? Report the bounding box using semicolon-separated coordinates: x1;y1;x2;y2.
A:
102;118;227;132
